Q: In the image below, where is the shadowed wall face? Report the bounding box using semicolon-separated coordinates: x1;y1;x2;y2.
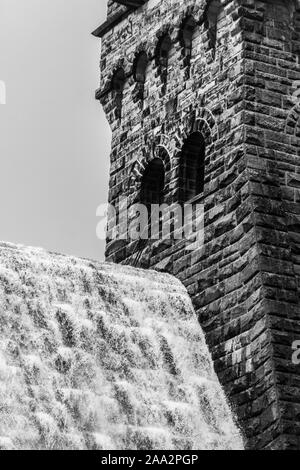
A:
0;0;111;261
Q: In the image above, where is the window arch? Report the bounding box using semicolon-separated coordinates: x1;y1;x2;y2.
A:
179;132;206;203
111;68;125;118
180;16;196;75
156;34;172;89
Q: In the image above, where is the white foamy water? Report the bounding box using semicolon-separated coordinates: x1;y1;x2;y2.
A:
0;242;243;450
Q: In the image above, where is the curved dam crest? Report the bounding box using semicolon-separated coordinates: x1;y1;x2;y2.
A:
0;242;243;450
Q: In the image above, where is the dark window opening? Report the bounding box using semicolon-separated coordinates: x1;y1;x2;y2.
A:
111;68;125;119
156;35;172;90
141;158;165;208
134;52;148;83
133;52;148;102
180;16;196;76
206;0;221;50
140;158;165;240
179;132;206;204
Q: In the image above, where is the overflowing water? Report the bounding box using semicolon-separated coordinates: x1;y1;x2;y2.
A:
0;242;243;450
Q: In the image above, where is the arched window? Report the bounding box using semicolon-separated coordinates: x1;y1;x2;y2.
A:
206;0;222;50
141;158;165;209
133;52;148;102
139;158;165;241
156;34;172;88
179;132;206;203
111;68;125;118
134;52;148;84
180;16;196;74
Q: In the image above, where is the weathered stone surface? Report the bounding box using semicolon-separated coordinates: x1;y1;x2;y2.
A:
98;0;300;450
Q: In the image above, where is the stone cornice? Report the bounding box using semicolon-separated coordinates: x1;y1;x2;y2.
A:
92;0;148;38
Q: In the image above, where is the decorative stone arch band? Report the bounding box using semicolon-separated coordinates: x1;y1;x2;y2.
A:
285;103;300;136
127;135;173;201
172;106;216;159
127;107;216;200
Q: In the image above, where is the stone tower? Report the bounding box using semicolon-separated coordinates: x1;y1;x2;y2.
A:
94;0;300;450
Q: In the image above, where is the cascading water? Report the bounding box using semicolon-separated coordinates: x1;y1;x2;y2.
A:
0;242;243;450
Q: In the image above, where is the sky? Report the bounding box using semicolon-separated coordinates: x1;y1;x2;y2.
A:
0;0;111;261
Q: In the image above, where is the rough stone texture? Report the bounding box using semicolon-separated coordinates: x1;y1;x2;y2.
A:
97;0;300;450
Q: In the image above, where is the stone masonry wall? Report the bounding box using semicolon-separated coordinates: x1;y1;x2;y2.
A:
107;0;128;19
98;0;300;449
241;0;300;449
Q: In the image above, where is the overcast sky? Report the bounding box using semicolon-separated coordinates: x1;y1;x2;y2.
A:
0;0;111;261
